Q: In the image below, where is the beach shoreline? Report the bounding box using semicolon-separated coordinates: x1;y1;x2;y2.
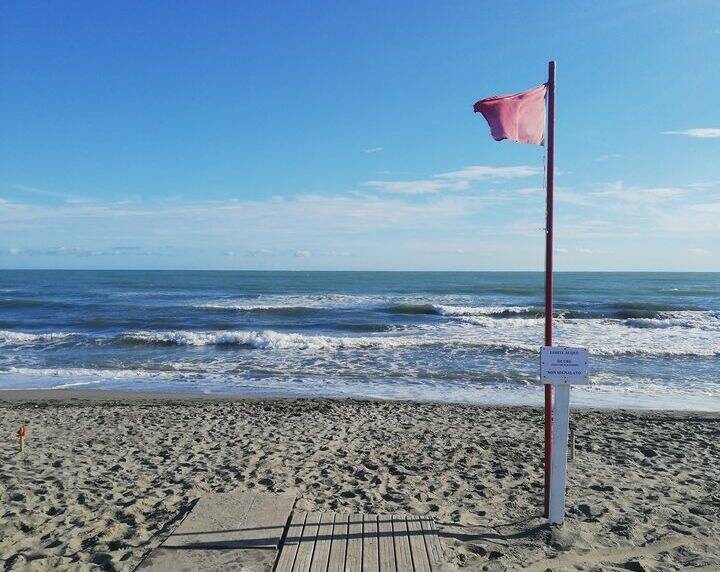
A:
1;394;718;570
2;388;719;413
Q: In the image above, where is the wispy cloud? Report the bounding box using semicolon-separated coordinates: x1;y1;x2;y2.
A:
689;247;711;256
3;246;169;257
576;247;614;255
365;165;542;195
595;153;621;162
434;165;542;181
6;184;77;201
363;179;464;195
688;202;720;214
513;187;543;196
3;170;716;269
363;147;384;154
0;191;508;269
593;181;685;203
686;180;720;191
662;128;720;139
0;193;490;248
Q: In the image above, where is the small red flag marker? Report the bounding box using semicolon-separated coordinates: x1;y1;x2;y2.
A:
17;425;27;453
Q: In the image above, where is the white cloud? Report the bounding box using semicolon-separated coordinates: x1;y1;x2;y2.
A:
247;248;274;257
2;246;165;257
688;202;720;214
686;181;720;190
575;247;614;255
556;190;595;206
434;165;542;181
689;248;711;256
593;181;685;203
662;128;720;139
514;187;543;196
9;184;75;200
0;190;509;272
3;169;716;270
363;147;384;154
595;153;621;162
365;165;541;195
363;179;465;195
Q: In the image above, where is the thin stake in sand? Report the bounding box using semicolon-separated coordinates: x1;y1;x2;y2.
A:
17;424;28;454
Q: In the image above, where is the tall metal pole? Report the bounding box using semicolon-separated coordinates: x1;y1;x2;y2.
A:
543;60;556;518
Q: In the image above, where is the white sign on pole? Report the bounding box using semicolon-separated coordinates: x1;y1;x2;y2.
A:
540;345;589;525
541;346;589;385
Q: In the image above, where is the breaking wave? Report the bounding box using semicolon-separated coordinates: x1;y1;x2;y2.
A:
0;330;78;345
198;304;323;316
2;314;718;358
384;303;539;317
624;311;720;331
119;329;446;350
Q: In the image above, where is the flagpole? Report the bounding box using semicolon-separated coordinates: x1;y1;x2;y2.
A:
543;60;556;518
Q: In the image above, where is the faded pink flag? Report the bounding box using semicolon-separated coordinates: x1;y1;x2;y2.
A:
473;84;547;145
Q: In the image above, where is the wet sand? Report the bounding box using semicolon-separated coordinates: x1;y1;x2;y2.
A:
1;390;718;571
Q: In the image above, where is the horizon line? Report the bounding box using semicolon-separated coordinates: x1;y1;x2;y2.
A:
1;268;718;274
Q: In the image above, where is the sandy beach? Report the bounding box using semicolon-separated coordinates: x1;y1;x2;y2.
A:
1;391;718;571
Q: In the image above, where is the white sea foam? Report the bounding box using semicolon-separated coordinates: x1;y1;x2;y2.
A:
122;329;434;350
0;330;76;345
433;304;532;317
451;314;720;357
118;317;720;357
122;327;546;355
6;366;179;378
1;319;716;357
6;366;718;411
624;311;720;331
196;294;383;312
457;315;542;328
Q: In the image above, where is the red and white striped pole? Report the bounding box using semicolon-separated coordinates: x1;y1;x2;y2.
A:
543;60;556;518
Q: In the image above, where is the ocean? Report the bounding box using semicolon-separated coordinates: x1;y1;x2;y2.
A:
0;270;718;410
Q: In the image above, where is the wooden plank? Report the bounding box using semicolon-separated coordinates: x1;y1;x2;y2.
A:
309;512;334;572
161;491;295;549
293;512;321;572
345;513;363;572
362;514;379;572
392;515;412;572
326;513;348;572
377;515;396;572
406;515;431;572
275;511;307;572
419;516;442;567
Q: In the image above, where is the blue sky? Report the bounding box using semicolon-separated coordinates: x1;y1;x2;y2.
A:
1;1;719;270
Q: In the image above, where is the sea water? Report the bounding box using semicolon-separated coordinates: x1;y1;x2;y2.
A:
0;271;718;410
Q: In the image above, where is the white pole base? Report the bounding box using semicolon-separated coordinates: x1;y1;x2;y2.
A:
548;384;571;524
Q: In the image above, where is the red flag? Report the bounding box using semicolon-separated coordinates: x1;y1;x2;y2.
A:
473;84;547;145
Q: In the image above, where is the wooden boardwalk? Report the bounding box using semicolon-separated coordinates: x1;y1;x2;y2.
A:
137;491;443;571
275;513;443;572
